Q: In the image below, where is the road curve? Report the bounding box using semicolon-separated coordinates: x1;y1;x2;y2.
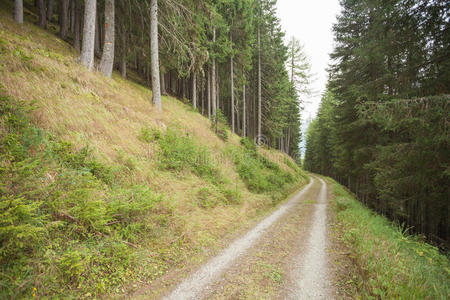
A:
163;178;315;300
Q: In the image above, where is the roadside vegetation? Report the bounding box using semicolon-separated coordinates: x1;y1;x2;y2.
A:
331;180;450;299
0;8;306;298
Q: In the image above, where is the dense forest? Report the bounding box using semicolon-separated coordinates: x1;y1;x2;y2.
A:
11;0;311;159
304;0;449;247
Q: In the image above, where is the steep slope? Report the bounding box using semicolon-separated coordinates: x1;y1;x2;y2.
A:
0;6;307;299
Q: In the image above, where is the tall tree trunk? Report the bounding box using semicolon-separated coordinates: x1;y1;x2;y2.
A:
201;74;205;115
211;27;217;116
60;0;69;39
38;0;47;29
73;0;81;51
257;7;262;144
80;0;96;70
120;57;127;78
207;66;211;119
119;28;127;77
150;0;162;111
99;13;104;51
243;84;246;137
160;71;166;95
70;0;75;33
216;71;219;112
46;0;53;21
182;78;186;99
94;10;101;57
99;0;114;77
192;72;197;108
236;96;240;135
14;0;23;24
230;35;235;133
286;127;291;155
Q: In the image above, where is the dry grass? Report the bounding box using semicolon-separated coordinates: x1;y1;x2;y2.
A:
0;6;307;297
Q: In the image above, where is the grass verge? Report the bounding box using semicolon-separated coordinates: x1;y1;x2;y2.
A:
331;180;450;299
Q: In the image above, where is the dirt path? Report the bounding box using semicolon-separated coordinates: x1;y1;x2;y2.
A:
162;176;334;300
285;176;333;299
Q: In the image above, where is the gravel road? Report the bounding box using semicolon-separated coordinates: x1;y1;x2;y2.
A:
163;176;333;300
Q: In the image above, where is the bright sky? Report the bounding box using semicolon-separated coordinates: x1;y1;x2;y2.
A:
276;0;341;152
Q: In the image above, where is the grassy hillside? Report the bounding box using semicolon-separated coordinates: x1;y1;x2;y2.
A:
330;180;450;299
0;7;307;299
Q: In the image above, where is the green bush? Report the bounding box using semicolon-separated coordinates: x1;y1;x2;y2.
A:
219;185;242;205
0;195;46;260
138;126;161;143
230;138;299;200
158;128;220;182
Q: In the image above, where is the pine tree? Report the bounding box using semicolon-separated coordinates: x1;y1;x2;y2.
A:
99;0;115;77
14;0;23;24
80;0;96;70
150;0;162;111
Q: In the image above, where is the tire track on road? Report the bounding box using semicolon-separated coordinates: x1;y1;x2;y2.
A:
163;178;315;300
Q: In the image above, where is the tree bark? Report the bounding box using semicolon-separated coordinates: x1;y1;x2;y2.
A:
207;66;211;119
192;72;197;108
216;70;219;112
94;9;101;57
120;58;127;78
243;84;246;137
211;27;217;116
99;0;114;77
230;34;235;133
80;0;96;70
201;74;205;115
257;6;262;145
73;0;81;51
119;28;127;78
46;0;53;21
150;0;162;111
160;71;166;95
70;0;75;33
14;0;23;24
38;0;47;29
60;0;70;39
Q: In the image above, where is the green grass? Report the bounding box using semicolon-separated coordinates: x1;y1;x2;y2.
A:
332;180;450;299
0;91;171;298
226;138;306;203
0;90;298;298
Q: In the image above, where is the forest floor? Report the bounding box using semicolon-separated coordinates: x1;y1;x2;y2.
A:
133;176;340;299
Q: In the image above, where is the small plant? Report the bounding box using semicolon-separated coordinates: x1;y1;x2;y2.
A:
211;111;229;141
158;128;220;182
219;185;242;205
196;187;218;208
138;126;161;143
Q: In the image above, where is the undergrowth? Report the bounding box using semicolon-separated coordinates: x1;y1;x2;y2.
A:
139;126;242;207
0;92;167;298
228;138;305;203
332;181;450;299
